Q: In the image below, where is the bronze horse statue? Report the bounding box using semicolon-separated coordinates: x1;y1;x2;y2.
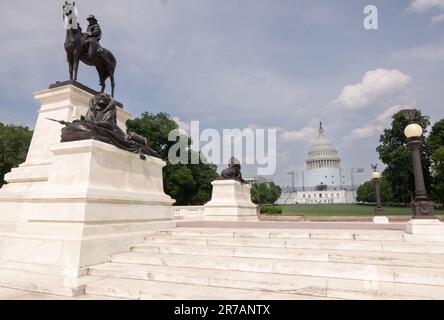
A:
63;2;116;97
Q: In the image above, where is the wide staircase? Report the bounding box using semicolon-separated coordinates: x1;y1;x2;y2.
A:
85;228;444;300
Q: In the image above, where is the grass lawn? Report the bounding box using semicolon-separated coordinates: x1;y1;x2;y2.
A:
272;204;444;216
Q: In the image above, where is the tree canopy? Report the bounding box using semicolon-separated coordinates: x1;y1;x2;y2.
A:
356;176;394;204
127;112;219;205
428;119;444;204
0;123;33;187
376;110;432;204
251;182;282;205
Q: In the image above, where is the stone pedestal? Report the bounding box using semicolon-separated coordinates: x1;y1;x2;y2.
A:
0;83;175;296
406;219;444;235
204;180;258;221
0;140;175;295
373;216;389;224
0;82;131;233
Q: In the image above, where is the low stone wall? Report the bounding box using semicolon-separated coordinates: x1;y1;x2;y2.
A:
172;206;205;220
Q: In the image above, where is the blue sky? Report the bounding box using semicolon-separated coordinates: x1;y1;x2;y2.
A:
0;0;443;186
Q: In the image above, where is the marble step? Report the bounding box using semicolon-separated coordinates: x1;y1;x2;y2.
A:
0;267;102;297
85;277;327;300
144;235;444;254
130;243;444;268
326;278;444;300
157;228;406;241
108;251;444;286
88;262;444;299
0;286;127;300
131;243;330;263
89;262;329;297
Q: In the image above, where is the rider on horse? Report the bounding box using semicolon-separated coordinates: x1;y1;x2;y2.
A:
84;15;103;59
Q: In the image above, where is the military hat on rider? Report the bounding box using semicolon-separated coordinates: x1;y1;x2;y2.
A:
87;15;97;23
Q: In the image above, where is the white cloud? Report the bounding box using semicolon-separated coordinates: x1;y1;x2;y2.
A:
278;118;321;144
375;105;405;123
343;105;405;144
335;69;411;110
393;43;444;61
432;13;444;22
279;126;317;144
409;0;444;12
408;0;444;23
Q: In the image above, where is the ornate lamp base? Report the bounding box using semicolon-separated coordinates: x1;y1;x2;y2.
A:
412;200;436;220
374;207;385;216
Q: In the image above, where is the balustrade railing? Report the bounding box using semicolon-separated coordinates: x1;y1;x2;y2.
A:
172;206;205;220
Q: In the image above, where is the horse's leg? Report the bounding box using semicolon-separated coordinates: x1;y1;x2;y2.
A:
95;66;106;93
110;73;115;97
100;78;106;93
73;54;80;81
67;53;74;80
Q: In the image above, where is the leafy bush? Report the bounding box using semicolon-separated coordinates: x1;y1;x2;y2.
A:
260;206;283;214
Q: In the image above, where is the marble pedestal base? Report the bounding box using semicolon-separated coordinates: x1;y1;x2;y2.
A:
373;216;389;224
0;140;175;296
0;83;131;234
204;180;258;222
406;219;444;235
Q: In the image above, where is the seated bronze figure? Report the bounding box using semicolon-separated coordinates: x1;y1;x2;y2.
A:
220;157;248;184
49;93;158;159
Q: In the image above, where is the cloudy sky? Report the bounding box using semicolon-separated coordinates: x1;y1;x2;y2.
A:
0;0;443;186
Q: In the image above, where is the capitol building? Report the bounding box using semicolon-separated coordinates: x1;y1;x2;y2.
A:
278;123;359;205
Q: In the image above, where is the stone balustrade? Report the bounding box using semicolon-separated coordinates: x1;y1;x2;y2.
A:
172;206;205;220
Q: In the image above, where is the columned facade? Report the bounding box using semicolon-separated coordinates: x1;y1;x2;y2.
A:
277;122;357;205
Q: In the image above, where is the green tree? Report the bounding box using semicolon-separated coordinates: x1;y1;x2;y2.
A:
356;181;373;203
0;123;33;187
356;177;394;204
251;182;282;205
127;112;181;160
428;119;444;204
127;112;219;205
376;110;432;204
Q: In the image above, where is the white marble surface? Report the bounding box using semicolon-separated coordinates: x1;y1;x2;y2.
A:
0;139;175;295
85;227;444;300
373;216;389;224
204;180;258;221
406;219;444;235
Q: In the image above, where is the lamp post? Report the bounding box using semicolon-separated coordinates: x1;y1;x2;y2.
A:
401;109;436;220
371;164;388;224
371;165;384;215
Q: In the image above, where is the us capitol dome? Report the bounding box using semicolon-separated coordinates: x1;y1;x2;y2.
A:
305;122;343;189
278;123;359;205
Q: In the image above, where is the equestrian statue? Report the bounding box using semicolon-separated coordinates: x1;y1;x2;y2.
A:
63;2;116;97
